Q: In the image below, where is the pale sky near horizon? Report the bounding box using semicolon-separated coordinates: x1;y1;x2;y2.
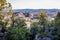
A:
7;0;60;9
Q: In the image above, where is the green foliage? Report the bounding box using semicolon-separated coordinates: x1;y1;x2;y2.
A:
6;26;31;40
0;6;3;10
0;0;6;10
0;0;6;5
8;3;12;7
14;19;26;27
10;13;26;27
54;12;60;40
0;1;60;40
36;9;47;25
55;12;60;27
55;12;60;20
30;11;60;40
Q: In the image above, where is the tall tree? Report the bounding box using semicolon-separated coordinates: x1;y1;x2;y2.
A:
38;9;47;25
54;12;60;40
55;12;60;27
0;0;6;10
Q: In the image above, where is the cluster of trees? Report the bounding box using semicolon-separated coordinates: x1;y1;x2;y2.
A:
0;9;59;40
0;0;60;40
30;10;60;40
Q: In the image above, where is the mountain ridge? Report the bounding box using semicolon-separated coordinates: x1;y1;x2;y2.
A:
13;9;60;18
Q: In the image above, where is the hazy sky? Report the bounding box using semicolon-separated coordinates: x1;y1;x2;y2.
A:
7;0;60;9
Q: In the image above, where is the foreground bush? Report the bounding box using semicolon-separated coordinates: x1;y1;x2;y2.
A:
6;26;31;40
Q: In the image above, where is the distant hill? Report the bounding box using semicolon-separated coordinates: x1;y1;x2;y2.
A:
13;9;60;13
13;9;60;18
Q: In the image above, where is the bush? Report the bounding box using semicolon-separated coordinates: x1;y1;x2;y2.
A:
6;26;31;40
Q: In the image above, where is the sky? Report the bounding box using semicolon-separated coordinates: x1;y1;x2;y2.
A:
7;0;60;9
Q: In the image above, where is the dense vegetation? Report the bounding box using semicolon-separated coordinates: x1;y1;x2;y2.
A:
0;0;60;40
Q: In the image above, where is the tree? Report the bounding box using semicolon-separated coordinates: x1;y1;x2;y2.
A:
39;9;47;25
8;9;26;27
6;27;26;40
0;12;7;28
0;0;6;10
30;9;55;40
54;12;60;40
0;0;6;5
5;5;30;40
6;19;31;40
0;3;12;28
30;22;42;40
8;3;12;7
0;6;3;10
55;12;60;27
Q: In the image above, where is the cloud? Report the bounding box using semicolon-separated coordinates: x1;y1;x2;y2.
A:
7;0;60;9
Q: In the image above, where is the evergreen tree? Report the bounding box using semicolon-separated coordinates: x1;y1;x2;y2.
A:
54;12;60;40
55;12;60;27
39;9;47;25
6;26;31;40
